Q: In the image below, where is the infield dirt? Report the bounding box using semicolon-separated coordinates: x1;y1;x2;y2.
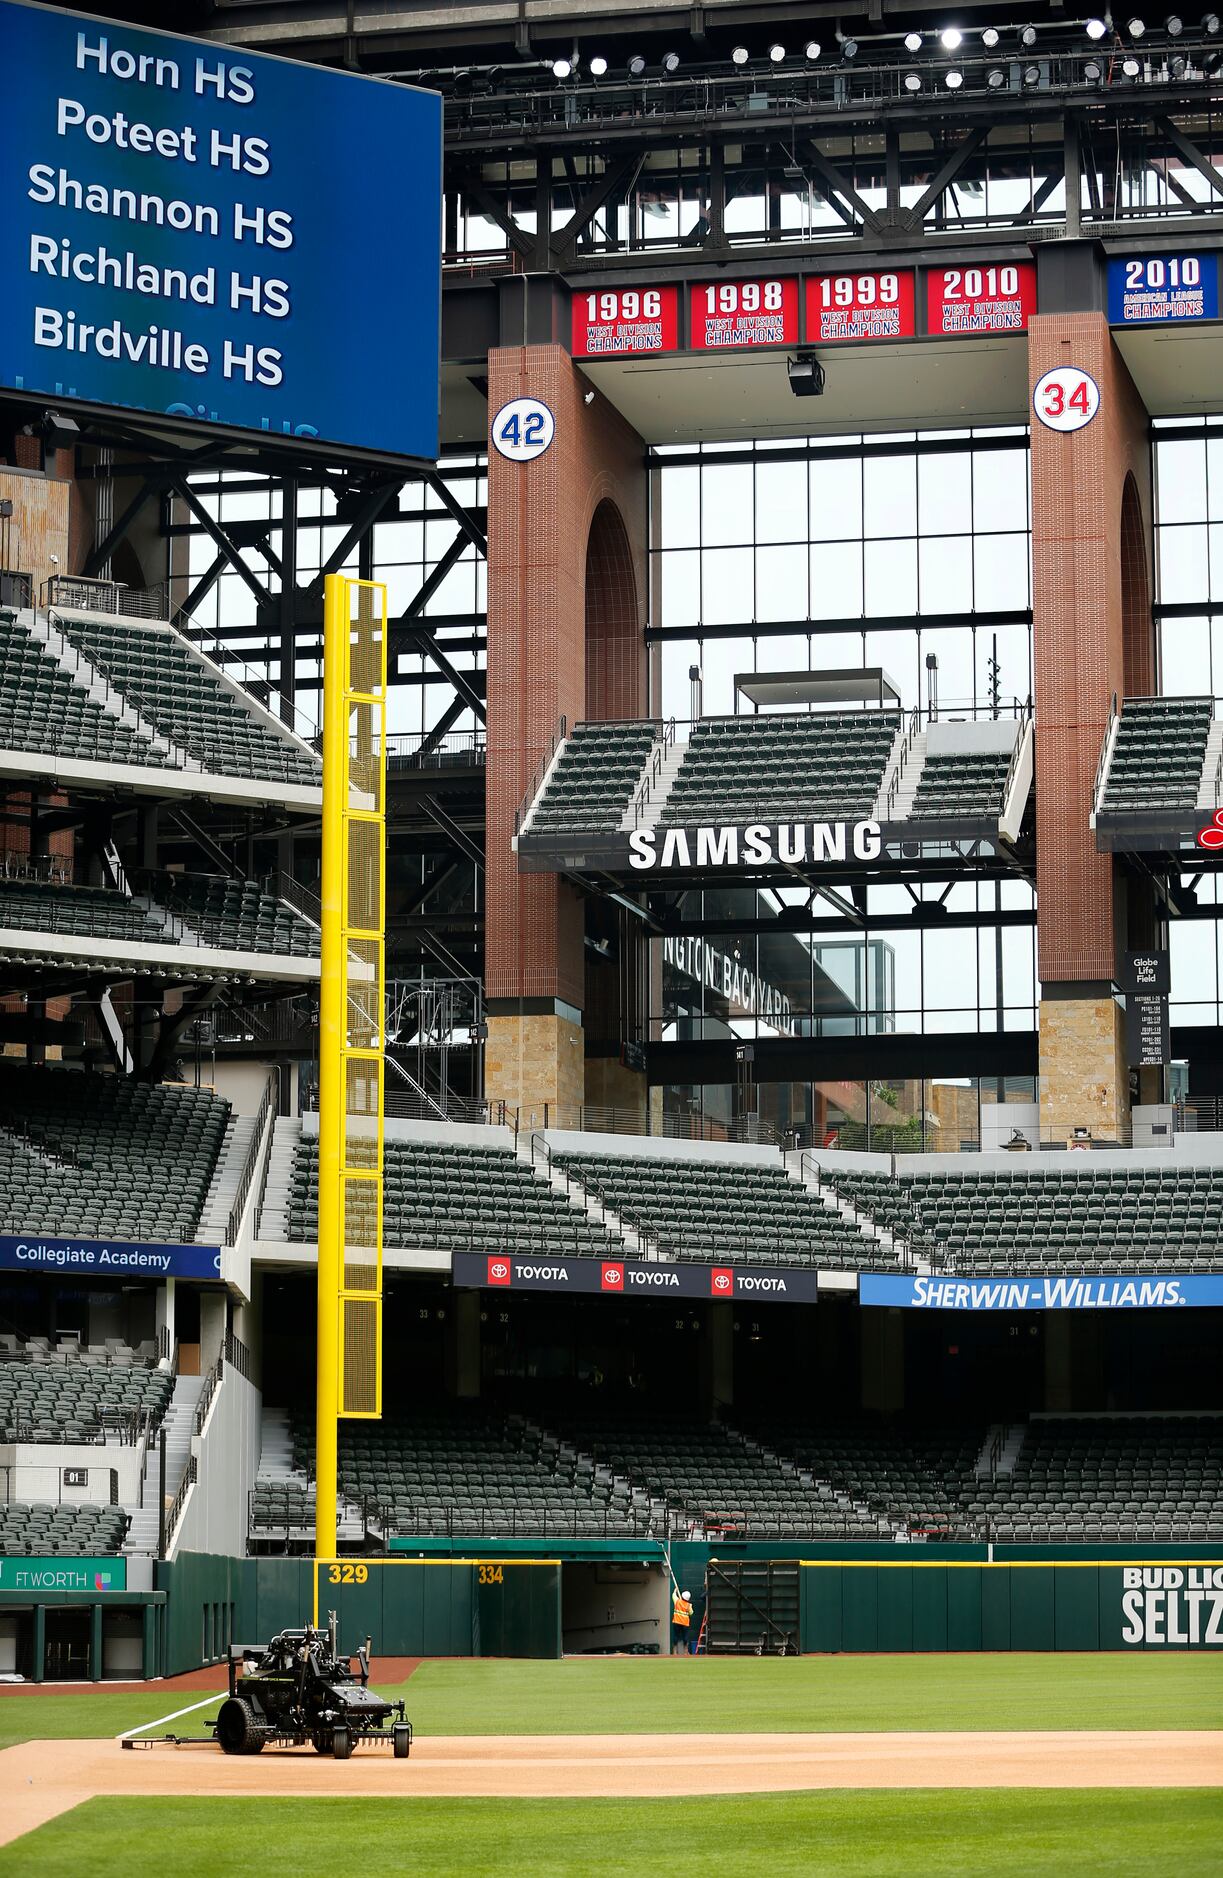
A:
0;1729;1219;1847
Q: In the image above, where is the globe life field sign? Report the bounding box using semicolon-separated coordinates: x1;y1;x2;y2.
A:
0;0;441;463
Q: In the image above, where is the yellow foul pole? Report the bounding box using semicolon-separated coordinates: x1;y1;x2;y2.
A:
315;575;346;1570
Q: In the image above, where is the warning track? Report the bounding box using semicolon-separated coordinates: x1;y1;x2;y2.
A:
0;1730;1219;1847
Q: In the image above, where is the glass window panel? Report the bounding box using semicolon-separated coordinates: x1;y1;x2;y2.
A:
810;457;862;540
919;536;973;613
660;549;701;629
660;641;696;719
1156;439;1208;524
809;543;863;618
921;626;974;709
659;466;701;548
971;449;1029;533
701;548;754;625
1160;525;1210;603
865;537;916;616
755;461;808;544
1207;438;1223;522
700;638;751;714
973;532;1030;610
755;544;808;621
701;463;755;544
864;630;920;707
1171;920;1217;1001
864;455;917;538
919;452;972;536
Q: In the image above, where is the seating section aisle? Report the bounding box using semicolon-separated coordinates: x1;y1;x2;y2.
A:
0;610;166;767
525;722;656;837
0;1353;172;1443
909;749;1011;822
282;1135;617;1254
556;1414;888;1538
747;1419;984;1538
555;1150;898;1267
288;1407;643;1537
0;1500;128;1555
971;1417;1223;1542
1100;695;1212;814
57;615;320;786
0;879;168;944
0;1068;229;1241
661;711;899;826
818;1163;1223;1273
154;872;319;957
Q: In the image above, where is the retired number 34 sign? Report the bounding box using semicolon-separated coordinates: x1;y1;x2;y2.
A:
1032;367;1100;433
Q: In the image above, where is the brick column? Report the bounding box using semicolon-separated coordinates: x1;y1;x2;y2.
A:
1028;313;1154;1140
483;345;647;1119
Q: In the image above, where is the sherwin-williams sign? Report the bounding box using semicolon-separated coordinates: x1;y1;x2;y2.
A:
0;1555;127;1591
860;1273;1223;1310
0;1235;220;1277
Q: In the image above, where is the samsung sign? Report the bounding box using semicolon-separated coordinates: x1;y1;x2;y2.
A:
629;820;883;872
0;1235;221;1278
860;1273;1223;1311
0;0;441;461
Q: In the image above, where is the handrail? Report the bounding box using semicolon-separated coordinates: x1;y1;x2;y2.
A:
514;713;568;837
884;704;922;821
632;717;677;828
164;1453;198;1553
193;1355;223;1437
997;695;1035;827
226;1070;278;1246
1092;690;1120;815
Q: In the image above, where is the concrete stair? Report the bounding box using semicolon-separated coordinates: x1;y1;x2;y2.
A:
1197;720;1223;810
622;739;686;831
975;1420;1027;1480
517;1139;641;1254
783;1153;914;1267
22;609;182;763
258;1115;302;1239
197;1114;258;1245
876;726;927;821
123;1372;205;1554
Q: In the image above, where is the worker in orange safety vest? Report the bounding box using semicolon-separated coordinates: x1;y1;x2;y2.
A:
671;1586;693;1654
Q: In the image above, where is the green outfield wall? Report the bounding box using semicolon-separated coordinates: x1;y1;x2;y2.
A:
798;1560;1223;1652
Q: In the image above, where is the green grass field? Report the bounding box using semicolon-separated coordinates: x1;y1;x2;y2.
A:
1;1651;1219;1750
1;1792;1220;1878
2;1656;1219;1874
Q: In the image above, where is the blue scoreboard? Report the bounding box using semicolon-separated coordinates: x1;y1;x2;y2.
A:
0;0;442;462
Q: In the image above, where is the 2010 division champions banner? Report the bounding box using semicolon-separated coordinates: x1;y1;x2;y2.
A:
0;0;441;461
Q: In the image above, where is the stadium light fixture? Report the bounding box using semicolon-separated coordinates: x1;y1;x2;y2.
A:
1205;44;1223;66
1085;16;1108;35
945;67;964;84
1020;24;1039;45
661;50;680;71
805;40;822;58
628;53;647;74
1166;11;1184;29
589;54;608;74
987;63;1007;83
982;26;1001;45
552;56;572;76
905;31;923;50
768;42;786;61
1023;60;1043;79
787;353;826;397
1127;14;1146;32
1169;51;1188;71
1084;55;1105;76
941;26;964;47
903;69;923;87
731;44;750;63
1204;11;1221;32
840;37;859;59
1122;51;1142;68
